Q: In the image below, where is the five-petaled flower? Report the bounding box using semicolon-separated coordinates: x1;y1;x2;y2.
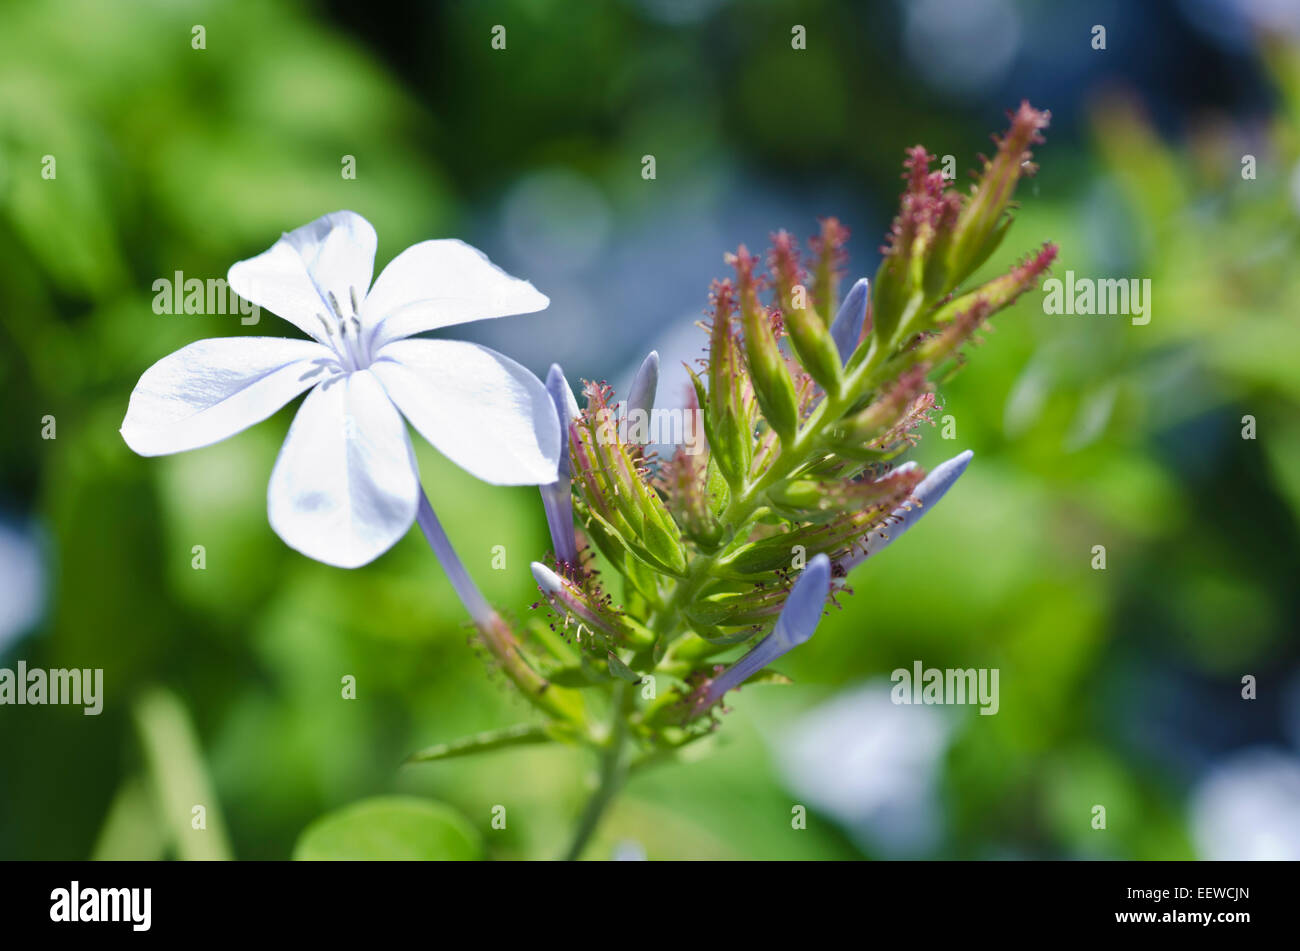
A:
121;211;561;568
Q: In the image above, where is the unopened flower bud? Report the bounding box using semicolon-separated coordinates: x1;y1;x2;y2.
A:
694;554;832;711
704;280;754;485
834;450;973;576
945;101;1051;288
732;246;801;442
830;277;870;365
785;302;844;395
626;350;659;421
931;243;1058;325
809;217;849;324
541;364;581;567
531;561;654;649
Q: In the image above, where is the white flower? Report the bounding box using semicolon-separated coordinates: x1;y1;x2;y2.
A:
122;211;560;568
1191;749;1300;860
771;680;955;857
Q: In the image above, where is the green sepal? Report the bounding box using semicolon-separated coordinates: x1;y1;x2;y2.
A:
576;501;627;572
637;504;688;576
767;478;822;510
607;651;643;683
946;214;1011;293
826;441;906;463
871;254;908;346
685;591;784;627
705;455;731;520
785;305;844;396
715;532;808;576
580;501;686;579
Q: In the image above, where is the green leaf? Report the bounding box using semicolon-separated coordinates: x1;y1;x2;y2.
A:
133;687;234;861
91;775;167;861
406;724;552;763
293;796;482;861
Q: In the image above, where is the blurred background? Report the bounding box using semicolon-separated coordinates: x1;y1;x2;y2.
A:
2;0;1299;860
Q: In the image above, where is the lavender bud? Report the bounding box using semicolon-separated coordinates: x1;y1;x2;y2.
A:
697;553;832;710
545;364;580;479
840;449;973;574
830;277;870;365
541;364;580;567
626;350;659;420
530;561;654;649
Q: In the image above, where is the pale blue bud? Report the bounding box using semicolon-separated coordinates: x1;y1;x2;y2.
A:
830;277;870;364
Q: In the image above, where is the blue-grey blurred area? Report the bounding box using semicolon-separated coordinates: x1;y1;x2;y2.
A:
1;0;1298;859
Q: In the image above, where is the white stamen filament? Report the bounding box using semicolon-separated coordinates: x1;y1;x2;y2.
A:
318;286;370;371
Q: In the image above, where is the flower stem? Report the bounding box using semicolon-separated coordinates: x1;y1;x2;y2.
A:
563;681;633;860
415;485;586;727
416;487;494;626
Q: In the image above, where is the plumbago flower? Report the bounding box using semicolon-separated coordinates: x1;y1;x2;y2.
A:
121;211;560;569
399;103;1060;860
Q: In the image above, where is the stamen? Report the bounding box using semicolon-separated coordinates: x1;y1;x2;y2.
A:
327;290;346;322
349;286;361;316
315;313;334;337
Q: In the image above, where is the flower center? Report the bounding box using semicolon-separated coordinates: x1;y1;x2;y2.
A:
313;285;371;372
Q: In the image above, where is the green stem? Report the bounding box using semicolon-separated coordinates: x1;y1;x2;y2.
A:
563;682;633;860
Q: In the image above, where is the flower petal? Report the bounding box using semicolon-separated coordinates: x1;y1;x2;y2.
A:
267;369;419;568
831;277;870;364
121;337;337;456
227;211;377;341
362;240;548;350
371;339;560;485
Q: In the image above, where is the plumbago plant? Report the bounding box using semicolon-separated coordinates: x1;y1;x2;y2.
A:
122;103;1056;861
417;101;1058;859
